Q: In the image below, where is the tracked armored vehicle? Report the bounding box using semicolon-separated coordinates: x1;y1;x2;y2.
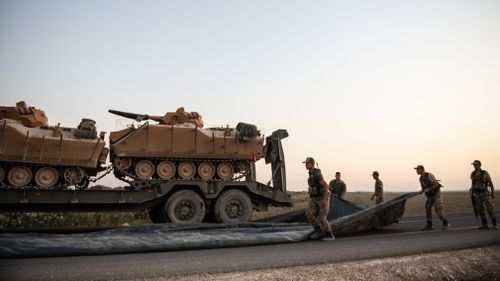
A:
0;101;109;188
109;107;265;182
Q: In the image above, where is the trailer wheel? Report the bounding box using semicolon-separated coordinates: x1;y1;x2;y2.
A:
214;189;253;224
148;203;170;223
166;190;206;224
0;167;5;184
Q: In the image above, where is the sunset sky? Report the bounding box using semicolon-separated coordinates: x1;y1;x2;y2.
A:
1;0;499;191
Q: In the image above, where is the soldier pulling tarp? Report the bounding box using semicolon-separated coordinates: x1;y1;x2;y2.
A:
0;192;419;258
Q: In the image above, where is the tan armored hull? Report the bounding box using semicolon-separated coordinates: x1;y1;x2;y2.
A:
0;117;108;188
110;123;264;160
0;119;107;168
108;107;264;181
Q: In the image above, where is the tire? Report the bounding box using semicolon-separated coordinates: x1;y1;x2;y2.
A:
149;204;169;223
0;167;5;184
166;190;205;224
214;189;253;224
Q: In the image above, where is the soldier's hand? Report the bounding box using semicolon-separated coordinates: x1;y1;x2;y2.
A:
492;193;495;199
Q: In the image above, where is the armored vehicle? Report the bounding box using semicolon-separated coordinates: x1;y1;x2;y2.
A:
0;101;109;188
109;107;265;181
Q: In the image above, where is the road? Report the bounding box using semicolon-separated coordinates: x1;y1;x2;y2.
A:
1;213;499;281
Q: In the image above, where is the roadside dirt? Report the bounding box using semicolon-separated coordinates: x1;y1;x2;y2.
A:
139;246;500;281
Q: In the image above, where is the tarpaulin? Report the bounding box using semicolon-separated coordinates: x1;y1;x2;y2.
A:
0;192;420;258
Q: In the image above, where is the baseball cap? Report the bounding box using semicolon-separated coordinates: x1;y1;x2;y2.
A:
414;165;425;170
302;157;315;164
471;160;481;166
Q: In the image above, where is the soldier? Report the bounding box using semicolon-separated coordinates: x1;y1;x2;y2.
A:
470;160;497;230
371;171;384;204
329;172;346;198
303;157;335;240
415;165;449;231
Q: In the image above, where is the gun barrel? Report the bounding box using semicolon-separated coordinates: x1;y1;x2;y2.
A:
108;109;149;121
148;115;165;123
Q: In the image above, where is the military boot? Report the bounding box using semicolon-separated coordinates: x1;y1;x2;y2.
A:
322;232;335;241
421;221;433;231
479;219;489;230
491;218;498;230
310;226;325;240
441;219;449;230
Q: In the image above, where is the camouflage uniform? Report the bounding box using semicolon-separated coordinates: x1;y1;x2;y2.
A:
306;168;333;237
471;169;496;227
329;179;346;198
373;179;384;204
420;172;447;224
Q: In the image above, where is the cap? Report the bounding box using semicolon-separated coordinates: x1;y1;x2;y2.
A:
414;165;425;170
335;172;341;175
302;157;315;164
372;171;379;176
471;160;481;166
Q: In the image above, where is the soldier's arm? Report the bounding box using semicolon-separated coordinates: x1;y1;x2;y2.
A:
486;172;495;198
320;179;329;200
371;188;378;200
469;172;474;191
328;180;334;192
341;182;346;197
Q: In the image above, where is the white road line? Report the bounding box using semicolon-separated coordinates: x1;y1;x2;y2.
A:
340;226;479;241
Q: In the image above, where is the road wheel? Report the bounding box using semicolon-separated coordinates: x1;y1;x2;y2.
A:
135;160;155;180
35;167;59;188
178;162;195;180
8;166;33;187
214;189;253;224
217;162;234;181
114;157;132;171
0;167;5;184
197;162;215;181
156;161;176;180
63;167;85;185
166;190;205;224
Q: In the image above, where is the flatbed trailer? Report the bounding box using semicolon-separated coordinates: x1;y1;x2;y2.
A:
0;179;292;223
0;130;292;224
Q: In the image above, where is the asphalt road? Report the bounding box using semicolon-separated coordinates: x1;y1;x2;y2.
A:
1;213;499;281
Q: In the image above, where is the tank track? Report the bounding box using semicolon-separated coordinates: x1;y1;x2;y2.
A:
0;161;111;190
112;156;251;184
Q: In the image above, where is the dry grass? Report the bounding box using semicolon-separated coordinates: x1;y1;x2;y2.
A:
252;191;500;221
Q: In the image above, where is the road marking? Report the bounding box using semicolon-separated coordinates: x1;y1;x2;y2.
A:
340;226;479;241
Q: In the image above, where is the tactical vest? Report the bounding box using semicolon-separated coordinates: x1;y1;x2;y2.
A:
420;173;441;195
471;170;488;192
308;169;324;198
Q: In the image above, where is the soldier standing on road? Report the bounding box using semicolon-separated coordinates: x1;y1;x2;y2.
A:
303;157;335;241
415;165;449;231
470;160;497;230
329;172;346;198
371;171;384;204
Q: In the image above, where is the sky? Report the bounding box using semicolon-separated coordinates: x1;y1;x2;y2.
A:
1;0;499;191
